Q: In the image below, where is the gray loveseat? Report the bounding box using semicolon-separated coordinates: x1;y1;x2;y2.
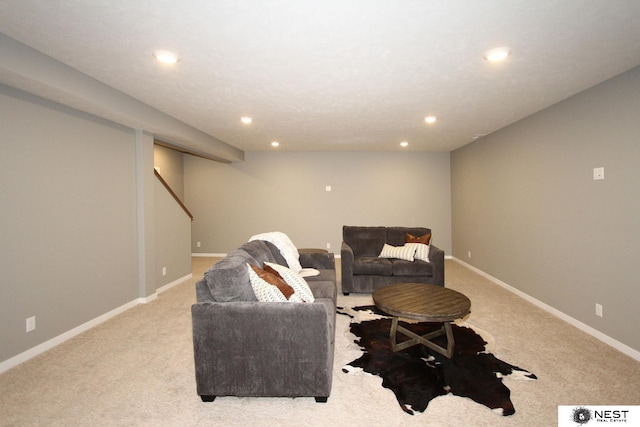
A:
191;239;337;403
341;226;445;294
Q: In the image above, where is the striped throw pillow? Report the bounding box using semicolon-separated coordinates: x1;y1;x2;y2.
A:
378;244;417;261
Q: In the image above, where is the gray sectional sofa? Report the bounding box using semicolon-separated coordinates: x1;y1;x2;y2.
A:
341;226;445;294
191;239;337;402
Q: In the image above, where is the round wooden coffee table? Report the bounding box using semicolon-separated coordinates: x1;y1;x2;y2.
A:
373;283;471;358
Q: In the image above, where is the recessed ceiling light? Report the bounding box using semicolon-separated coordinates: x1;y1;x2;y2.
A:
241;117;252;124
400;141;409;147
271;141;280;147
153;50;180;64
425;116;437;124
483;47;511;62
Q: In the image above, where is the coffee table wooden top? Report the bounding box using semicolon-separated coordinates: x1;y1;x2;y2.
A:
373;283;471;322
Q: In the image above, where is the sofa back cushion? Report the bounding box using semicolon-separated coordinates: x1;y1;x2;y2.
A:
204;248;260;302
239;240;279;265
203;240;288;302
386;227;431;247
262;240;289;267
343;226;387;257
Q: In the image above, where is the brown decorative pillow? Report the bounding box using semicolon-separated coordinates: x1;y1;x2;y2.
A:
406;232;431;245
250;264;295;300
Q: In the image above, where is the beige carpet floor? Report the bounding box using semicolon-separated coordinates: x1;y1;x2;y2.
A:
1;258;639;426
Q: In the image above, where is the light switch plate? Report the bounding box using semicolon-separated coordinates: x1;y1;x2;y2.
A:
595;303;603;317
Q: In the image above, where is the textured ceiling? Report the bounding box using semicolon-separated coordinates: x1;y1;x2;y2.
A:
1;0;640;152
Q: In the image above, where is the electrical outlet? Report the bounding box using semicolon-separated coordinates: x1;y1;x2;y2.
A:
26;316;36;332
326;243;331;249
162;267;167;276
593;167;604;180
595;303;603;317
196;241;201;248
468;251;472;258
325;185;332;192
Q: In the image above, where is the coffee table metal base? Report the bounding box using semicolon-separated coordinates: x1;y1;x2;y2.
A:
390;316;455;358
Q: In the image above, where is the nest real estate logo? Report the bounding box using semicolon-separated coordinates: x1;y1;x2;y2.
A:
558;406;639;426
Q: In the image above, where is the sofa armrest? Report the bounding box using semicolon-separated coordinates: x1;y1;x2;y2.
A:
299;251;335;270
340;242;355;293
429;244;445;286
191;300;335;398
340;241;354;264
309;280;337;301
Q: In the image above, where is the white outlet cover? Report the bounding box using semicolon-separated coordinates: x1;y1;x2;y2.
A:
325;186;332;192
26;316;36;332
593;167;604;180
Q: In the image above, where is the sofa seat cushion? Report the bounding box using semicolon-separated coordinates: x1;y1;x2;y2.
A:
304;269;335;284
352;257;393;276
308;279;337;300
391;259;433;277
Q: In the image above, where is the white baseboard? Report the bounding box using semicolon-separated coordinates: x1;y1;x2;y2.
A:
192;253;227;257
194;252;444;260
193;253;343;258
0;299;137;374
452;257;640;362
137;294;158;304
0;274;193;374
137;273;192;304
156;273;192;295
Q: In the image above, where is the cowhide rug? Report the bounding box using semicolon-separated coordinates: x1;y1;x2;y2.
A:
338;305;537;416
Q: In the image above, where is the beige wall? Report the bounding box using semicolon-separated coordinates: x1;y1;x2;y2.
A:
0;85;194;369
153;144;185;201
0;85;138;362
451;66;640;353
185;151;452;255
153;144;191;287
154;179;192;288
